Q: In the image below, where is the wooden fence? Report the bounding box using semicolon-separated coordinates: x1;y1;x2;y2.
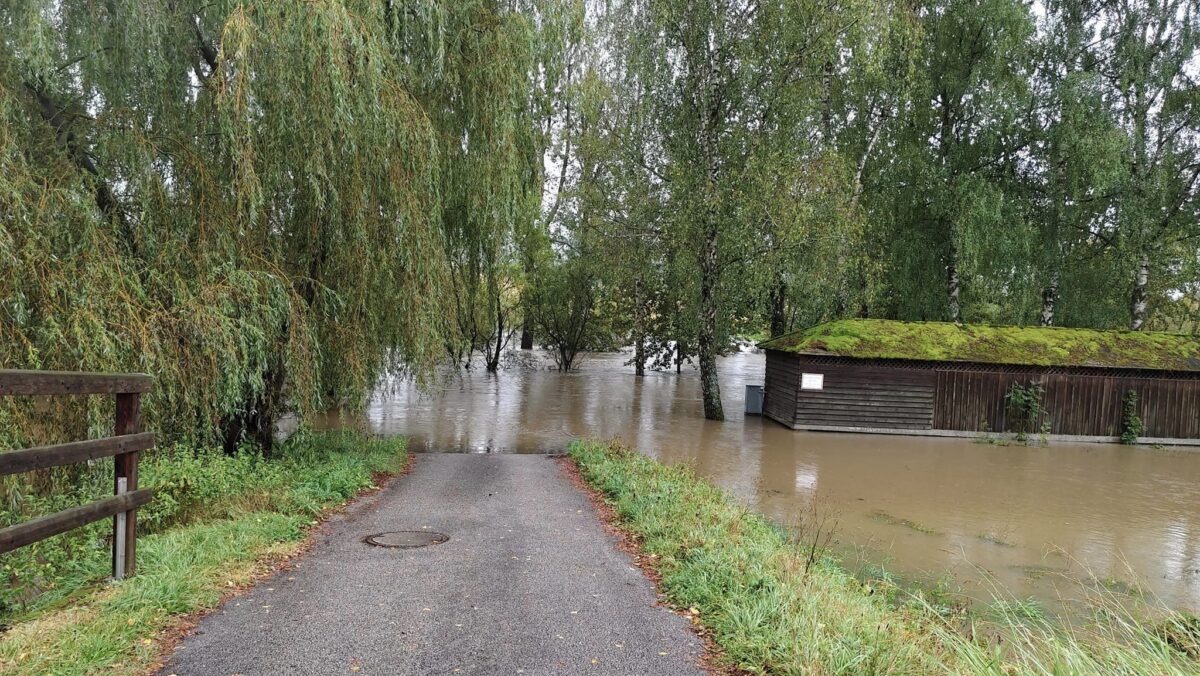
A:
0;370;155;579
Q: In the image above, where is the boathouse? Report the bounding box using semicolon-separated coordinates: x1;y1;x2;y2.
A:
759;319;1200;445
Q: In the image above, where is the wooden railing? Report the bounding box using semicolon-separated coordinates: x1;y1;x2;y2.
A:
0;370;155;579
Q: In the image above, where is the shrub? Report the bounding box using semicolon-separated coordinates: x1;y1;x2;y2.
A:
1005;381;1049;443
1120;389;1145;445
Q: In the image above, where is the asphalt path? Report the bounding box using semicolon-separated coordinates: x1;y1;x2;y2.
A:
159;453;706;675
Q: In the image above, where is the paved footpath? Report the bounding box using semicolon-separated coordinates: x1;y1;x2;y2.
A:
160;454;705;675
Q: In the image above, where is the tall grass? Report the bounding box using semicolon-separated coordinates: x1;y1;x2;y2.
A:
569;439;1199;675
0;430;406;675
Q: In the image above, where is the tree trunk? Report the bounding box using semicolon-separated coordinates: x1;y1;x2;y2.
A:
851;110;884;208
698;227;723;421
1130;253;1149;330
634;278;646;377
821;60;834;142
486;293;503;372
634;337;646;377
27;82;134;254
520;327;533;350
1040;268;1059;326
946;244;961;323
221;366;284;455
558;345;575;372
769;274;787;337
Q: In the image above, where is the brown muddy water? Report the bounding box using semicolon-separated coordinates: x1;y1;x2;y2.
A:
327;350;1200;615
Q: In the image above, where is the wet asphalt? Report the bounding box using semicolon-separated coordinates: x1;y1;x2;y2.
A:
158;453;706;675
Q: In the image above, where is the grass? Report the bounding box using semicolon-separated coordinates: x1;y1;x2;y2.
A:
0;430;407;675
868;509;939;535
758;318;1200;371
569;439;1200;675
978;532;1016;548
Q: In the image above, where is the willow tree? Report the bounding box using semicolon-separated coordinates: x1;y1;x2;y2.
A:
1;1;451;449
386;1;582;370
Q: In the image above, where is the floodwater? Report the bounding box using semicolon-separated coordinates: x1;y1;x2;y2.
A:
335;350;1200;614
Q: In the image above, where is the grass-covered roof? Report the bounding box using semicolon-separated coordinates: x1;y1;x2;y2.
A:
758;319;1200;372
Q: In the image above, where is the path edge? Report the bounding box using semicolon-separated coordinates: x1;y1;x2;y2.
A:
556;455;743;676
146;451;417;674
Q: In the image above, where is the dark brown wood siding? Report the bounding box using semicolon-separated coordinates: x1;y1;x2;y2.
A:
765;352;935;429
763;350;800;423
764;351;1200;440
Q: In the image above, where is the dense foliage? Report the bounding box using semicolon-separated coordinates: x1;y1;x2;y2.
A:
2;0;1198;424
0;1;581;448
544;0;1200;418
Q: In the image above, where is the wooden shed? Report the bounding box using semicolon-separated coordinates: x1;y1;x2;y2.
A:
758;319;1200;445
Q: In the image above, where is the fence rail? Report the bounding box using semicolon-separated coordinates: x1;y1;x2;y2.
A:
0;369;154;579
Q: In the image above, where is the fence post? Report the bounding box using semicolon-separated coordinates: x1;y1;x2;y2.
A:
113;392;140;579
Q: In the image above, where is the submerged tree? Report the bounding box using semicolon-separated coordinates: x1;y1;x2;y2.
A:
525;255;599;371
391;1;583;371
601;0;861;420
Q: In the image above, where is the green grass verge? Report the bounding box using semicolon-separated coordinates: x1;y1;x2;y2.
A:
0;430;407;675
568;439;1200;675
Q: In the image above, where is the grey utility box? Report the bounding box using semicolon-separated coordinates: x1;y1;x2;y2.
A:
744;384;764;415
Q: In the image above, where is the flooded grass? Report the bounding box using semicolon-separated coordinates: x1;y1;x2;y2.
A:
868;509;939;535
570;439;1200;675
978;531;1016;547
1012;563;1070;581
987;597;1048;623
1097;576;1143;596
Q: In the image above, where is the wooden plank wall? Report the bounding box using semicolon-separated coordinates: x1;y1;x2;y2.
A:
786;355;935;429
765;352;1200;439
763;350;800;424
933;370;1029;433
933;370;1200;437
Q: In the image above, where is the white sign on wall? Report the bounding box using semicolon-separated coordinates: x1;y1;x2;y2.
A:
801;373;824;390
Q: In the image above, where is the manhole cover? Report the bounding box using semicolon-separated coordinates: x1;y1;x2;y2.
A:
364;531;449;549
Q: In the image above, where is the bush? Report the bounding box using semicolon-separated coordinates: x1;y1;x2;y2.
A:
1005;381;1049;442
1120;389;1145;444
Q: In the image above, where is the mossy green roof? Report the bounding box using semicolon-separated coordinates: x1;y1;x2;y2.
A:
758;319;1200;372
